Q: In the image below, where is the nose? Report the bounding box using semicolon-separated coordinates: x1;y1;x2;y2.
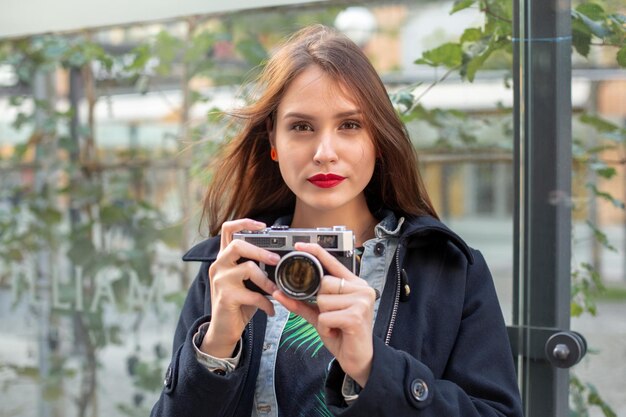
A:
313;132;338;165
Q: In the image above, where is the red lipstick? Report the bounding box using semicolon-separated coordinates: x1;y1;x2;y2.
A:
307;173;346;188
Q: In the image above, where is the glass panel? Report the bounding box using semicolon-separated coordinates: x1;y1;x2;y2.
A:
0;1;530;416
514;0;626;415
568;0;626;412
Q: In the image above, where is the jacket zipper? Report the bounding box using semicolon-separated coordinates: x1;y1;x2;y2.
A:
247;320;254;354
385;244;402;345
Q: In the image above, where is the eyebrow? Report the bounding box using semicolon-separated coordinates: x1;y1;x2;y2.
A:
282;110;363;120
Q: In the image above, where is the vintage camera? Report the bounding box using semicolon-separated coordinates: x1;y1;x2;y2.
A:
233;225;355;300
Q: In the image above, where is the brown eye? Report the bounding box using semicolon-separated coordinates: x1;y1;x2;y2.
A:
341;120;361;130
292;122;313;132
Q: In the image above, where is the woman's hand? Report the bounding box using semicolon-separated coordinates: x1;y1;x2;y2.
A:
201;219;281;358
272;242;377;388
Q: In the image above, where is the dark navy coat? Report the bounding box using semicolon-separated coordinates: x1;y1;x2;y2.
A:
151;215;523;417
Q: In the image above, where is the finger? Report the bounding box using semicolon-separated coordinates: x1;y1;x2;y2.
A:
220;218;267;249
210;258;276;297
293;242;356;281
318;275;374;297
316;310;349;339
220;238;281;266
315;292;372;313
233;290;276;317
316;276;376;311
317;310;366;336
212;260;278;296
234;260;279;295
272;290;319;326
319;275;349;296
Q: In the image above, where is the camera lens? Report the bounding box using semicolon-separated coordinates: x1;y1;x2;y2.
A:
275;251;322;300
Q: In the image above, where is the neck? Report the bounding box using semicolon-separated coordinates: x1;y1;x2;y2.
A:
291;204;378;247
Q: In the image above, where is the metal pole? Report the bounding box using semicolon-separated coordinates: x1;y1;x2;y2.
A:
513;0;573;415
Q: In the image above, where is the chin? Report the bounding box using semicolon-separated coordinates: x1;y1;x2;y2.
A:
298;196;357;213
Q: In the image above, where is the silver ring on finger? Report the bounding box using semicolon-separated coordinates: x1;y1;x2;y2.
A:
338;278;345;295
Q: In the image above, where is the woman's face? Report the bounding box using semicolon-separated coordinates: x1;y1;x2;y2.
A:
273;65;376;217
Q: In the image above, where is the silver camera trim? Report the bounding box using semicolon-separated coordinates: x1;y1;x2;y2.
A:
233;225;355;253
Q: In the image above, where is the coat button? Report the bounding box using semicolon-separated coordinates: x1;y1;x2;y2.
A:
163;365;173;387
411;379;429;401
374;242;385;256
212;368;226;376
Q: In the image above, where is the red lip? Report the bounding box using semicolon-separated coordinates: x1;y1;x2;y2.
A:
307;173;346;188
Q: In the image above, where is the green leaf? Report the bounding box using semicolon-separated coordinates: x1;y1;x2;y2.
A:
572;10;611;38
464;47;492;81
571;301;584;317
12;112;33;130
585;219;619;252
126;44;152;72
580;114;619;133
588;184;625;211
590;162;617;179
572;25;592;57
451;0;476;14
581;262;605;289
461;28;483;43
617;45;626;68
417;43;463;68
576;3;605;21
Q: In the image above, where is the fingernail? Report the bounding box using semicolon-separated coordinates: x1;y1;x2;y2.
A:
268;253;281;263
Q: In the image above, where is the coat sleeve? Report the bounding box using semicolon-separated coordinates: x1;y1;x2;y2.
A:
150;262;253;417
324;250;523;417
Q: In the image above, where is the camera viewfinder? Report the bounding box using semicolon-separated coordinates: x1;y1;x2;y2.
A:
293;236;311;244
317;235;338;249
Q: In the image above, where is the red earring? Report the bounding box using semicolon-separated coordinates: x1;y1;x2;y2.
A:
270;148;278;161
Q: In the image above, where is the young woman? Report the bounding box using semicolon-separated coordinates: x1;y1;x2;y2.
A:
151;25;523;417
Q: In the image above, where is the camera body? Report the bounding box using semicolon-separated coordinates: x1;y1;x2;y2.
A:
233;225;355;300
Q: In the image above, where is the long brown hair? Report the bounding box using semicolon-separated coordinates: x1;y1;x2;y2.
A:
203;25;438;236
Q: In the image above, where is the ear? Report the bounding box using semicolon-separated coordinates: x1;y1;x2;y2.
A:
266;115;276;147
